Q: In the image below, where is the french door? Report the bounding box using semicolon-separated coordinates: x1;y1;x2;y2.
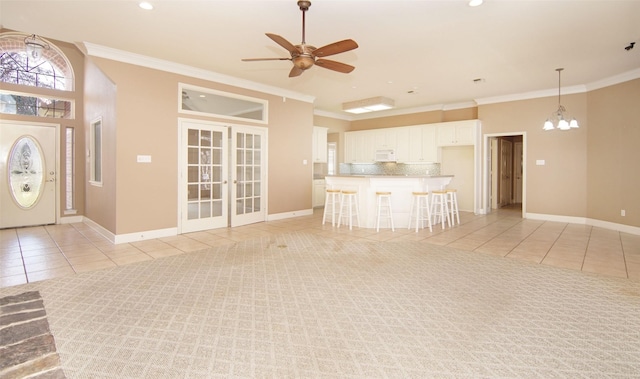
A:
179;120;229;233
179;120;267;233
230;126;267;227
0;121;58;228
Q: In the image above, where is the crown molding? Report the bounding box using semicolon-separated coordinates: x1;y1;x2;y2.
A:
80;42;315;104
474;85;587;106
585;67;640;92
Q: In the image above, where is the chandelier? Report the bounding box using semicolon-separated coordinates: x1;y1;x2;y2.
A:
543;68;579;131
24;34;50;62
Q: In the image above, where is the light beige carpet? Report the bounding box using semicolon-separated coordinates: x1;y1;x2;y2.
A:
1;232;639;378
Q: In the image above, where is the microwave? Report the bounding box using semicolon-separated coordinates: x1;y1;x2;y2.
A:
374;149;397;162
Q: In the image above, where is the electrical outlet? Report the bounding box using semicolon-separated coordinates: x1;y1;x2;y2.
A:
621;210;626;217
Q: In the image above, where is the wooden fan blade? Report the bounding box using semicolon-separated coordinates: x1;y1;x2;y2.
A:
242;57;291;62
265;33;299;55
315;59;355;74
289;66;304;77
313;39;358;58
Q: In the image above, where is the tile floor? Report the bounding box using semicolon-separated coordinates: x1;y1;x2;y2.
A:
2;206;640;288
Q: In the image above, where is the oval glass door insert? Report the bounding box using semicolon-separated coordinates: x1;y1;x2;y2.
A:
8;136;45;208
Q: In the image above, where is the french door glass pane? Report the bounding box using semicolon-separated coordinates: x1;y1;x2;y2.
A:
201;130;211;147
187;128;224;221
188;129;198;145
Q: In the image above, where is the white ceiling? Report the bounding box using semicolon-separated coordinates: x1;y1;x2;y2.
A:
2;0;639;118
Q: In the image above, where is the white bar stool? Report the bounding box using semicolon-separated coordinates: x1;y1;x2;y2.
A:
407;191;432;232
430;190;451;229
322;189;341;226
375;191;394;232
337;190;360;230
445;189;460;226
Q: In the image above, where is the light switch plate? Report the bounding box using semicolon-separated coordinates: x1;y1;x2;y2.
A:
536;159;545;166
137;155;152;163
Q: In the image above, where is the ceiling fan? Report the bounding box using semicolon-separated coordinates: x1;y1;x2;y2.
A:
242;0;358;77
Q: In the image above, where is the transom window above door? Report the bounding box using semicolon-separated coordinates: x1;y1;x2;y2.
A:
179;84;268;124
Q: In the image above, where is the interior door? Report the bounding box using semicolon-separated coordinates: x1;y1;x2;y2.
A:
498;139;513;207
0;121;57;228
514;142;523;204
179;119;228;233
231;126;267;227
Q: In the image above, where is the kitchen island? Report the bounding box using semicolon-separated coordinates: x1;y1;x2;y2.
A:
324;175;454;229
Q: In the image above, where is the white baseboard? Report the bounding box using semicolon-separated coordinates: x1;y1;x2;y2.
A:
83;217;178;244
526;212;640;236
59;215;84;224
587;218;640;236
267;209;314;221
113;228;178;244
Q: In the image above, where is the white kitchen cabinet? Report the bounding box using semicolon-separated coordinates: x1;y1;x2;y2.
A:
394;127;410;162
373;128;397;150
437;121;477;146
312;126;328;162
344;130;376;163
313;179;326;207
404;125;437;162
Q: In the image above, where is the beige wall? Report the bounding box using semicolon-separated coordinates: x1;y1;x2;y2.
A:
479;94;589;218
84;57;313;235
349;107;478;131
586;79;640;226
83;59;117;231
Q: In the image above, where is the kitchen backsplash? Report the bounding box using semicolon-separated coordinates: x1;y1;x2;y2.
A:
338;162;441;176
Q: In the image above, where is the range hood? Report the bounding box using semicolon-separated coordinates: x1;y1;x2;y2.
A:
374;149;397;162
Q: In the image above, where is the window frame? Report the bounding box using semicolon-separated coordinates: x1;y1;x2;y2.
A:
178;83;268;124
89;117;103;187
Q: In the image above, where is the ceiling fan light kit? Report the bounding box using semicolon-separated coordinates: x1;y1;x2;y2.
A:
543;68;579;131
242;0;358;77
343;97;395;114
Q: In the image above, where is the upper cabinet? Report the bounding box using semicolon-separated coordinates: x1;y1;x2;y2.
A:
405;125;438;163
344;120;480;163
344;130;376;163
312;126;328;162
437;121;477;146
373;128;397;151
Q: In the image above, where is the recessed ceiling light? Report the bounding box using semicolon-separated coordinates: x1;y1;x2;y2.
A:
139;2;153;10
469;0;483;7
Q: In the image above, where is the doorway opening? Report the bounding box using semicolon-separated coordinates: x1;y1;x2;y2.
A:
484;133;525;218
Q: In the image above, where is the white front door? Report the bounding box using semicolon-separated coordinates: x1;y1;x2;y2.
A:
0;121;57;228
179;119;229;233
231;126;267;227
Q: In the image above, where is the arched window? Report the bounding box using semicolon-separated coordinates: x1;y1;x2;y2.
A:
0;32;75;118
0;33;73;90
